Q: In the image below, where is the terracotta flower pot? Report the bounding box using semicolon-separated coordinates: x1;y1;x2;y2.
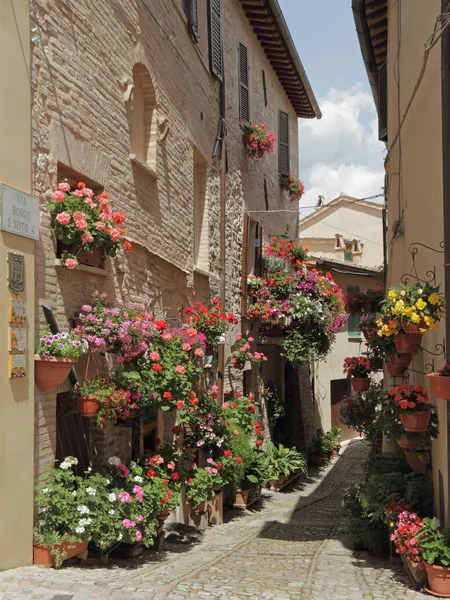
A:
78;248;103;268
425;563;450;596
33;540;88;566
387;353;412;376
351;377;370;392
400;410;431;432
34;355;77;391
189;501;206;515
402;319;424;335
122;349;146;364
428;374;450;401
397;434;419;449
269;476;285;488
235;489;250;507
77;396;100;417
404;450;428;474
395;333;422;354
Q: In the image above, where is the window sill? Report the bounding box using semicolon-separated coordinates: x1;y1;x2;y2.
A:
348;334;363;341
193;267;217;279
54;259;107;277
130;155;158;179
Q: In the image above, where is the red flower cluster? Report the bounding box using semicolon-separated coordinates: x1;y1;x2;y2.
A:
288;175;305;201
389;384;429;411
246;123;276;159
343;356;372;378
390;511;424;563
265;237;308;266
184;299;237;345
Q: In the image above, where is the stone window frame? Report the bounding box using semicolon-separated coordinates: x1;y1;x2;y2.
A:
130;63;158;178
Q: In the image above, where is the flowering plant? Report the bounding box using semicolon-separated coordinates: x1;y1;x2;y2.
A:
436;364;450;377
74;377;136;427
414;516;450;567
378;283;444;335
254;420;264;440
183;298;238;347
388;384;430;412
343;356;372;378
384;494;412;531
345;291;366;315
49;181;132;269
75;291;156;362
287;175;305;201
246;123;276;159
390;510;424;563
357;315;378;341
177;390;231;450
230;333;267;370
35;328;88;359
185;466;222;509
265;237;308;267
223;391;257;434
339;383;384;436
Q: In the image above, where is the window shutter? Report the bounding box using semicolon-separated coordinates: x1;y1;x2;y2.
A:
209;0;223;80
378;62;388;141
188;0;199;43
278;110;290;176
241;212;250;315
262;69;268;107
255;223;263;276
239;43;250;127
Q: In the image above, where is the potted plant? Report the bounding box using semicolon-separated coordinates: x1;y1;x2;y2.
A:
262;442;306;488
185;467;220;514
33;531;88;568
183;298;238;348
286;175;305;201
245;123;276;159
330;426;342;456
388;384;431;433
49;182;132;269
428;364;450;401
229;333;267;370
254;420;264;448
358;314;378;341
343;356;372;392
74;376;109;418
415;517;450;595
35;329;88;390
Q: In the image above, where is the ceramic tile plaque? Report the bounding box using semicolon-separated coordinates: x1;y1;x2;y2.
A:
9;354;26;378
9;327;26;352
9;298;26;323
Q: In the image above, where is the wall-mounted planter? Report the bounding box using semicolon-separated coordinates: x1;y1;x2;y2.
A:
394;333;422;354
397;434;419;449
400;410;430;433
77;396;100;417
387;353;412;376
427;373;450;400
351;378;370;392
34;355;77;391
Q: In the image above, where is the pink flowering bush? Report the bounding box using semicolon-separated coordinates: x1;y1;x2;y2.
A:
229;333;267;370
75;291;156;362
390;510;425;564
246;123;276;159
49;181;132;269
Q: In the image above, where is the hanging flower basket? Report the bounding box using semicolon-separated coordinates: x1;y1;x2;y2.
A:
77;396;100;417
394;333;422;354
427;373;450;400
245;123;275;159
400;410;431;432
35;355;77;391
387;353;412;376
351;377;370;392
397;434;419;449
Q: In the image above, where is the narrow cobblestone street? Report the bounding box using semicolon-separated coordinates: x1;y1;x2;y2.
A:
0;441;430;600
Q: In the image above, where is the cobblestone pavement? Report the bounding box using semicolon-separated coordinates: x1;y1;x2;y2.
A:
0;440;430;600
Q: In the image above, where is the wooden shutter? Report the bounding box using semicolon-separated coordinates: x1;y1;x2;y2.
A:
278;110;290;176
255;222;263;276
241;212;250;315
188;0;199;42
239;43;250;127
262;69;268;107
209;0;223;80
378;62;388;142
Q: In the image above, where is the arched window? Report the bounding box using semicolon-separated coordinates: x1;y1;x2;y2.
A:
131;63;157;172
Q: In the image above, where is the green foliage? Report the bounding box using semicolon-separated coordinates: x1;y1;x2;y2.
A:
185;468;219;509
343;485;369;519
310;430;335;463
348;518;389;552
261;443;307;480
282;326;331;365
364;452;411;476
416;517;450;567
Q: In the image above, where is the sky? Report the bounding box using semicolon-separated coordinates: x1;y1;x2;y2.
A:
278;0;385;213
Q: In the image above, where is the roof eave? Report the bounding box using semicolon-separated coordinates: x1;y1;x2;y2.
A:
352;0;380;110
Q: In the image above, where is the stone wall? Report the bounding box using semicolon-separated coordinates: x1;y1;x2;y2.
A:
31;0;302;480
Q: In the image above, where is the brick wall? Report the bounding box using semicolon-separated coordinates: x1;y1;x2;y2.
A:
31;0;304;479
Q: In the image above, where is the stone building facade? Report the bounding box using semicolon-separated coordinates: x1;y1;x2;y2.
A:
31;0;320;487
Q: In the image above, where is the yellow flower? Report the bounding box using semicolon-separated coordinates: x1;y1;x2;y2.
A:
415;298;427;311
410;312;421;323
394;300;405;311
424;315;437;329
376;318;383;327
404;307;414;318
429;293;440;306
388;290;398;300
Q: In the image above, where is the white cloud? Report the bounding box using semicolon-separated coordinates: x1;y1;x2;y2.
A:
298;83;385;209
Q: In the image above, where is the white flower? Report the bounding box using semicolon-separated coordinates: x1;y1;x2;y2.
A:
39;507;47;513
105;479;110;484
130;461;137;469
118;533;123;541
60;461;69;470
86;487;96;496
72;490;77;496
133;476;143;483
77;505;89;515
60;332;68;339
108;493;116;502
108;456;121;466
108;509;115;515
64;456;78;466
42;488;49;494
75;526;85;534
39;520;46;527
79;518;92;526
87;467;92;472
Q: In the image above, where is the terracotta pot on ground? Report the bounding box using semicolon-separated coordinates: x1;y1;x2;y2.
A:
400;410;431;432
33;540;88;567
333;445;341;457
404;450;428;474
189;501;206;515
235;489;250;507
269;476;285;488
78;248;103;268
387;353;412;376
77;396;100;418
425;563;450;596
34;355;77;391
397;434;419;449
394;333;422;354
402;319;424;335
428;374;450;401
351;377;370;392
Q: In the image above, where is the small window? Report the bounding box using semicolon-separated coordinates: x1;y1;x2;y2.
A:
278;110;290;176
347;285;361;338
344;250;353;262
193;149;209;271
238;42;250;127
262;70;268;107
131;64;157;171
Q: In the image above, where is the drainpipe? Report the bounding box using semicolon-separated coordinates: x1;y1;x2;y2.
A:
441;0;450;525
218;80;227;404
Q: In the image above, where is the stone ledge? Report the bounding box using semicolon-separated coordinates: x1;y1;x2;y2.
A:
130;154;158;179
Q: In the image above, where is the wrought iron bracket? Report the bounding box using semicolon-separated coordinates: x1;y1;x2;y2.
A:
400;240;444;286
